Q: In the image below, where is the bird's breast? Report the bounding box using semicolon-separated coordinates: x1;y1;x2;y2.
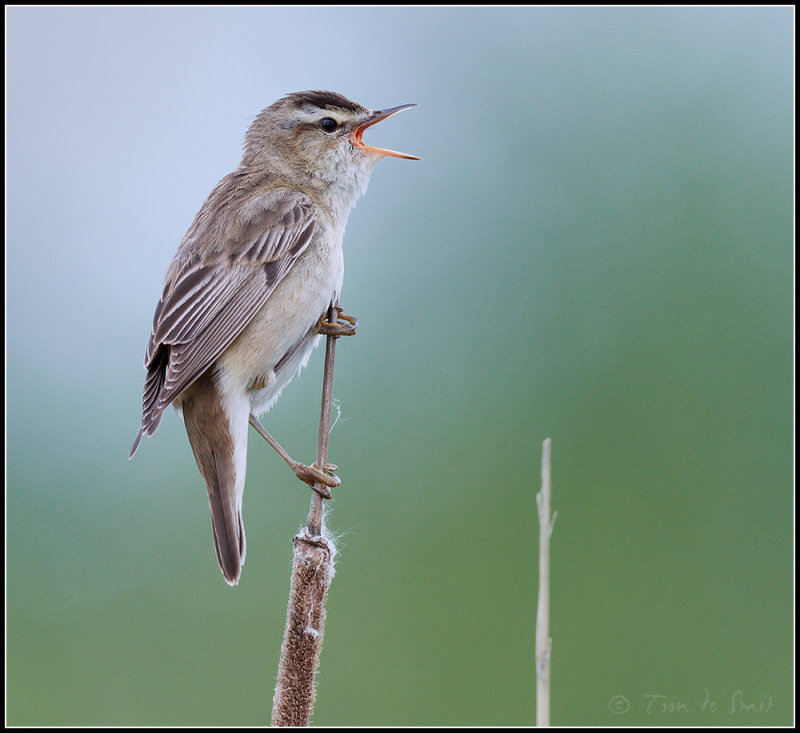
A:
213;229;344;414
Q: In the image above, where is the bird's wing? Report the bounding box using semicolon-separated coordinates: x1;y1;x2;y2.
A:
131;191;316;455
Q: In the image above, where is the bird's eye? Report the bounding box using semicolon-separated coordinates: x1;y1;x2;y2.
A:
319;117;338;133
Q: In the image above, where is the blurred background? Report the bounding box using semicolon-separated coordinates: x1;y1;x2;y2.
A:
6;6;793;726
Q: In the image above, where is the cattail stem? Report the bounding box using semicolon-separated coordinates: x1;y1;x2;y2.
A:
271;304;341;726
307;308;338;536
536;438;553;726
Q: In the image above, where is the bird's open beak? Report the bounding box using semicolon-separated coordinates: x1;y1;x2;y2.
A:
352;104;421;160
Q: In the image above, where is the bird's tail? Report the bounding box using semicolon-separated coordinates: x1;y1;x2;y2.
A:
180;372;247;586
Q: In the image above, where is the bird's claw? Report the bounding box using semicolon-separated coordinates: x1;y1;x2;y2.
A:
317;306;358;337
291;461;341;499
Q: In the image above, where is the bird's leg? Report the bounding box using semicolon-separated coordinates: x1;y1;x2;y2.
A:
248;414;339;500
316;305;358;337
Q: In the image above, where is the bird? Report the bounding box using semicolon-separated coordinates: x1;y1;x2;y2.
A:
130;90;419;585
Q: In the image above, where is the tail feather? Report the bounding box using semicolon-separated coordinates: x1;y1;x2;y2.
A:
208;470;245;585
180;371;247;585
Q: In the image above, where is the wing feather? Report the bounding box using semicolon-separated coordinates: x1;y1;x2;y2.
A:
132;191;316;449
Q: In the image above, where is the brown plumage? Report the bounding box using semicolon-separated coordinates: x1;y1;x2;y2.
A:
131;91;418;584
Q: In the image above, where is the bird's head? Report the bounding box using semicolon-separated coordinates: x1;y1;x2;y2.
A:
243;90;419;200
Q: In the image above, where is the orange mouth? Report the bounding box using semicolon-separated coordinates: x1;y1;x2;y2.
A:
352;103;421;160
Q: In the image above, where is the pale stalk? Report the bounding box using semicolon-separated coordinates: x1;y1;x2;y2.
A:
536;438;553;726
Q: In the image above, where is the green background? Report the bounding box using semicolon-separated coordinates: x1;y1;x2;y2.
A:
6;6;793;726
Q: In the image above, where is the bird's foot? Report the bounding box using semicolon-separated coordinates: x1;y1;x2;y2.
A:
290;461;340;500
316;306;358;337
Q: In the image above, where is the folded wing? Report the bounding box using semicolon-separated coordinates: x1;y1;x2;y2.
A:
131;190;316;457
